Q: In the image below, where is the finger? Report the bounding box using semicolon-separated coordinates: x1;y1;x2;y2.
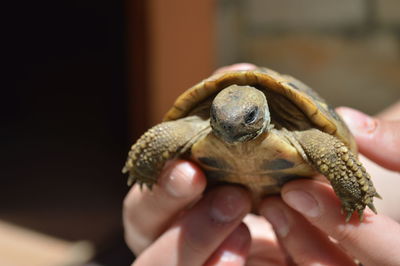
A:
213;63;257;74
134;186;251;266
282;179;400;266
260;197;355;265
243;214;287;265
336;107;400;171
359;155;400;221
376;101;400;120
123;160;206;254
204;223;251;266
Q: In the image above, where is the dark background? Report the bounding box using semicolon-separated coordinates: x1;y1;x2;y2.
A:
3;0;136;264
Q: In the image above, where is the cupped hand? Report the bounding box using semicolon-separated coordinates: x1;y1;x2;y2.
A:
124;159;296;266
124;160;255;265
259;108;400;265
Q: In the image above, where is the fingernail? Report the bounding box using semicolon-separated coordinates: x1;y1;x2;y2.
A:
161;161;196;198
210;187;247;223
261;205;289;237
284;190;320;218
218;251;245;265
336;107;377;136
219;224;248;264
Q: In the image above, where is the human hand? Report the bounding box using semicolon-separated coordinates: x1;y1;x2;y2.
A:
124;160;255;265
259;108;400;265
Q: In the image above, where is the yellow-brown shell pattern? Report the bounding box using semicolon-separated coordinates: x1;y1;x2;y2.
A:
163;67;356;152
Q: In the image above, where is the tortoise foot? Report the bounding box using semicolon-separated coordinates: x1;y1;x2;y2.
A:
295;129;380;222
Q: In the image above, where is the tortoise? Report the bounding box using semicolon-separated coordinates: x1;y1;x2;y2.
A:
122;66;380;221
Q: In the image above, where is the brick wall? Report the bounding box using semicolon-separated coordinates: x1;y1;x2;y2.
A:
216;0;400;114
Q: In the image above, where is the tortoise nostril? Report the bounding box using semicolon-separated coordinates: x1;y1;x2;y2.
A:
221;123;233;132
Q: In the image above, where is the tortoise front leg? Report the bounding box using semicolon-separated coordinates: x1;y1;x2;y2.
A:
123;116;209;188
294;129;380;221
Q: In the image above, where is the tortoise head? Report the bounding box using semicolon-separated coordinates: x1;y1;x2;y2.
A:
210;85;270;144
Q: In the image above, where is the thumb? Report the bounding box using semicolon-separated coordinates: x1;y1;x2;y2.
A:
337;107;400;171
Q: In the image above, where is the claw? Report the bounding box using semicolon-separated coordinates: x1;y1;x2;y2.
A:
368;203;378;214
127;176;135;186
345;211;353;223
145;182;154;190
122;167;128;174
358;209;364;221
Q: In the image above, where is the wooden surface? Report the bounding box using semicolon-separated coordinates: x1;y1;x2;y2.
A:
146;0;215;125
0;220;94;266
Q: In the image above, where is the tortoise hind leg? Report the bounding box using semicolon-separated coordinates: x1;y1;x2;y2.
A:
294;129;380;222
123;116;209;188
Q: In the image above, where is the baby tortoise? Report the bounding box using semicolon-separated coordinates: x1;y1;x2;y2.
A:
123;67;380;222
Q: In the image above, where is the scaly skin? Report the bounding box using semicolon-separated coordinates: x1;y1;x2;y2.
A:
295;129;380;221
122;116;209;188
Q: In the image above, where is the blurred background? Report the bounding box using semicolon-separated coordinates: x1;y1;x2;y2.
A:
2;0;399;265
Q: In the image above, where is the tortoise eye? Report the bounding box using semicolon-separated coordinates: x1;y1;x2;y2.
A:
245;107;258;124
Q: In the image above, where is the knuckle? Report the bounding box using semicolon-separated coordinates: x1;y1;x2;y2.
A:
334;224;358;244
122;188;153;255
122;224;154;253
181;228;208;258
124;227;149;256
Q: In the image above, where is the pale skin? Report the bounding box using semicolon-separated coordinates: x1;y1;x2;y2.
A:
123;63;400;265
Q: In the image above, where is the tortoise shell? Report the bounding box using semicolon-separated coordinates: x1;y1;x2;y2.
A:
164;67;356;152
124;66;379;220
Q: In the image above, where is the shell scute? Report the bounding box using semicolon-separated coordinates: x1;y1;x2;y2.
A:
164;67;354;151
